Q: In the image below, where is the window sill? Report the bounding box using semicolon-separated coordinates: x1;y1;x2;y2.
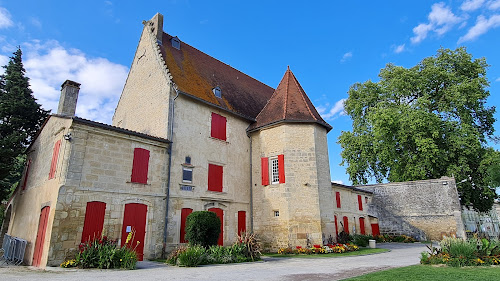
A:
206;190;227;194
127;181;151;186
209;136;229;144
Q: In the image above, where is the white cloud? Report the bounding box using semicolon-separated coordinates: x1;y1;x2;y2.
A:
0;54;8;74
340;52;352;63
317;98;346;121
461;0;486;11
332;180;344;185
488;0;500;10
394;44;405;54
0;7;13;29
458;14;500;42
411;2;463;43
22;40;128;123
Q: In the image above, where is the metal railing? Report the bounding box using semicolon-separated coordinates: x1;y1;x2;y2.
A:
1;234;27;265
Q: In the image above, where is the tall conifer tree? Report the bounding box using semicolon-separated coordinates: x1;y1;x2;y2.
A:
0;48;49;202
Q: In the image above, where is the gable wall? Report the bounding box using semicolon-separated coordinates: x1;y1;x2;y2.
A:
112;25;172;138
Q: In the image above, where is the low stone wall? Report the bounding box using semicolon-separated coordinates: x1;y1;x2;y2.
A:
357;177;465;241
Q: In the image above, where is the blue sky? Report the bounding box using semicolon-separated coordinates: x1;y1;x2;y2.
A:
1;0;500;186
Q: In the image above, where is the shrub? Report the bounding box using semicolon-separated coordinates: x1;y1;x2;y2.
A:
166;245;188;265
185;211;220;247
440;237;476;259
237;232;261;261
353;234;370;247
337;231;352;244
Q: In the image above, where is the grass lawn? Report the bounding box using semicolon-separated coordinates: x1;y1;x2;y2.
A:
343;265;500;281
263;247;389;258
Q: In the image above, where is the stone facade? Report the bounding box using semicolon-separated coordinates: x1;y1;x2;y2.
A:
357;177;466;240
5;115;170;267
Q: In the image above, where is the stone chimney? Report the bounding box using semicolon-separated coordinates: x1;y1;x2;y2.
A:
149;13;163;43
57;80;81;116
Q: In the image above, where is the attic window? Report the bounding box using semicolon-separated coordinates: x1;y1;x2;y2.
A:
171;37;180;50
213;86;221;98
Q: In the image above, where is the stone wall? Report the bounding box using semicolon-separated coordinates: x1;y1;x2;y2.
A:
357;177;466;240
47;122;169;266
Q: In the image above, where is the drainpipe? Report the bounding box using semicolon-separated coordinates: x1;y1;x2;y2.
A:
163;85;180;257
249;136;254;232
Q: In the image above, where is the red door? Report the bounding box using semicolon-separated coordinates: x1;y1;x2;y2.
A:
359;217;366;235
121;203;147;261
371;223;380;236
334;215;338;237
237;211;246;236
208;208;223;245
81;201;106;243
343;216;349;234
180;208;193;243
33;206;50;267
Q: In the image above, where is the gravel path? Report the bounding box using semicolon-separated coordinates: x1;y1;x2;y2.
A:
0;243;428;281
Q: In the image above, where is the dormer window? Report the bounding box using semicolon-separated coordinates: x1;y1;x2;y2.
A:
213;86;221;98
171;37;180;50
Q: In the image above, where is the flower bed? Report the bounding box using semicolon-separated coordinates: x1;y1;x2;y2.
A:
277;243;359;255
420;237;500;267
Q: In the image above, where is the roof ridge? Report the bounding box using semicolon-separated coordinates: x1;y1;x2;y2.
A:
290;70;317;121
283;69;289;120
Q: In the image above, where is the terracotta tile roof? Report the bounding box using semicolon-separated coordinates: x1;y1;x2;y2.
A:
248;67;332;132
161;33;275;120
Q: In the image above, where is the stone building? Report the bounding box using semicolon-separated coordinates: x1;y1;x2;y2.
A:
3;81;170;267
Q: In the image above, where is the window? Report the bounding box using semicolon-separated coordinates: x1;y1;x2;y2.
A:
274;210;280;217
171;37;180;49
336;192;341;208
271;158;279;184
365;196;368;204
210;112;227;141
131;148;150;184
208;164;223;192
261;154;285;185
180;208;193;243
358;195;363;211
185;156;191;165
21;159;32;190
49;140;61;179
213;86;221;98
182;168;193;183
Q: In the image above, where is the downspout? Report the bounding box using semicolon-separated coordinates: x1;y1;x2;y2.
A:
249;136;254;232
163;85;180;257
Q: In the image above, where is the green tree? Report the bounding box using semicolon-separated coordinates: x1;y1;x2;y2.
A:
338;47;497;212
0;48;49;202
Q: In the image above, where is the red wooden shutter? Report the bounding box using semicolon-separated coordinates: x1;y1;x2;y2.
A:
359;217;366;235
209;207;224;245
81;201;106;243
180;208;193;243
358;195;363;211
208;164;223;192
32;206;50;267
211;113;227;141
278;154;285;183
261;157;269;185
336;192;341;208
22;159;31;190
343;216;349;234
49;140;61;179
334;215;338;237
371;223;380;236
238;211;246;236
131;148;150;184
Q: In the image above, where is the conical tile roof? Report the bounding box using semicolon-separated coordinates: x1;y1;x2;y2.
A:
248;67;332;132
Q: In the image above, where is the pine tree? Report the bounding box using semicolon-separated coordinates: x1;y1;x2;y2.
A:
0;48;49;202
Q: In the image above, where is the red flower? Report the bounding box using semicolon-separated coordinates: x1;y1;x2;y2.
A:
313;244;321;249
296;246;302;249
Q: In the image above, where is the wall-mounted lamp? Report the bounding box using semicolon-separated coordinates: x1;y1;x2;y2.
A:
63;133;72;141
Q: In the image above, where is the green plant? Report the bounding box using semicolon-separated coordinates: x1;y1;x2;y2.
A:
166;245;187;265
440;238;476;259
185;211;221;247
237;232;261;261
177;245;207;267
74;233;137;269
353;235;370;247
337;231;352;244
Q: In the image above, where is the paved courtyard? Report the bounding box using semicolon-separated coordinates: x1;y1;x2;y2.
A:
0;243;428;281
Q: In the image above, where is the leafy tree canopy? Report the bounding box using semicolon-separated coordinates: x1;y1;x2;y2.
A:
338;47;497;212
0;48;49;202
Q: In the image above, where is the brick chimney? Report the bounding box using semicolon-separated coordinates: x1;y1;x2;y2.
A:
57;80;81;116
